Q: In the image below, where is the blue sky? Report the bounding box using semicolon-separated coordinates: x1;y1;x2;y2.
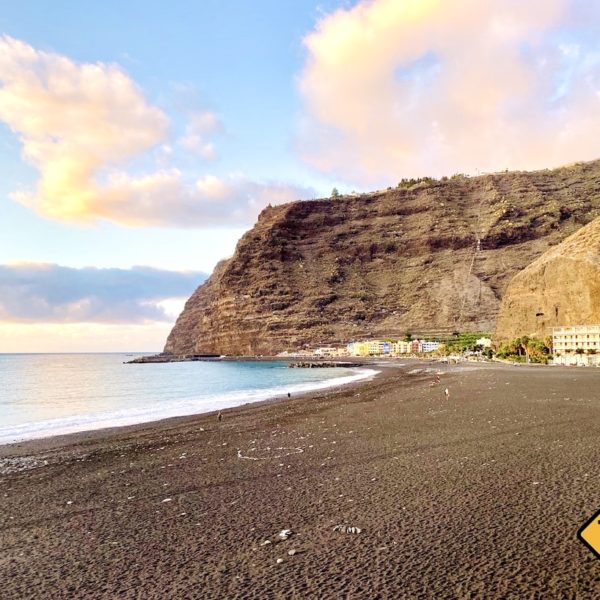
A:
0;0;599;351
0;1;347;274
0;1;352;351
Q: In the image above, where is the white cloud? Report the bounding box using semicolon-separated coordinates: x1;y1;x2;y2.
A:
0;36;168;218
298;0;600;185
178;110;223;160
87;169;312;227
0;36;311;227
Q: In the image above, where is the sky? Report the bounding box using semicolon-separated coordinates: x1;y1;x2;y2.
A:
0;0;599;352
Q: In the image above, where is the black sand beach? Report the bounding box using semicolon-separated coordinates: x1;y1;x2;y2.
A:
1;361;599;598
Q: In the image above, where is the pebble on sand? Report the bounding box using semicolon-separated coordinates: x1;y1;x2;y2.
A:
333;524;362;534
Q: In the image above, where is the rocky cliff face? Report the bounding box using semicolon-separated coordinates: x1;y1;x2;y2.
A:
165;160;600;356
495;216;600;341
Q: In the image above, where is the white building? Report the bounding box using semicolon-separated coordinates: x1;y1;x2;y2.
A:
553;325;600;366
314;347;338;357
476;337;492;348
421;341;440;353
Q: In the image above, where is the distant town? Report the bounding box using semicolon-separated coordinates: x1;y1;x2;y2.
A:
278;334;493;359
278;325;600;367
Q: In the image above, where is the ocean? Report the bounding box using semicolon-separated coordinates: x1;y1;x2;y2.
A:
0;353;377;445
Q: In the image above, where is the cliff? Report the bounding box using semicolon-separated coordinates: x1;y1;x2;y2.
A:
165;160;600;356
495;216;600;341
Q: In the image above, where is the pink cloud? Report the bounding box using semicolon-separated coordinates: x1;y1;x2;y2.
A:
0;36;311;227
298;0;600;185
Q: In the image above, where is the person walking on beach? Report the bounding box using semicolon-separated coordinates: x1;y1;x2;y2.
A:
444;387;450;400
217;411;223;422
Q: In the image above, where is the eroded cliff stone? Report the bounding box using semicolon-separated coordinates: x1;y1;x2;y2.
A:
166;160;600;356
495;216;600;341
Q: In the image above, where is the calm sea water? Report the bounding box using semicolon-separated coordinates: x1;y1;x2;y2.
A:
0;354;377;445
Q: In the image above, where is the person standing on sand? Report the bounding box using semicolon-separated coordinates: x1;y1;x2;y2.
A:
217;411;223;422
444;387;449;400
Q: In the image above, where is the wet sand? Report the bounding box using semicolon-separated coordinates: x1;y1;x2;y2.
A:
1;361;599;599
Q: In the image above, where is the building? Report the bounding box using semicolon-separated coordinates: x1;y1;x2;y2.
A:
348;338;441;356
476;337;492;348
347;341;369;357
276;350;312;357
421;340;440;353
553;325;600;366
348;340;391;356
313;347;338;357
367;340;391;355
392;340;412;355
410;340;421;353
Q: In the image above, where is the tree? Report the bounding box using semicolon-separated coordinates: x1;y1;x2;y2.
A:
331;187;340;198
575;348;585;355
496;335;550;363
403;332;413;342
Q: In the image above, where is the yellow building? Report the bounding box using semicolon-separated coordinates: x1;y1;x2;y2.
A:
348;341;370;356
348;340;391;356
392;340;412;355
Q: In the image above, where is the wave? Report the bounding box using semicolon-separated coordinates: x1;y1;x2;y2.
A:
0;367;379;446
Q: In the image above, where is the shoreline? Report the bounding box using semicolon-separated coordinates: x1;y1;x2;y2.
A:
0;360;429;465
0;358;531;459
1;359;598;598
0;364;382;451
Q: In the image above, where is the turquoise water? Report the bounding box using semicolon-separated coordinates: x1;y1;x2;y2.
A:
0;354;377;444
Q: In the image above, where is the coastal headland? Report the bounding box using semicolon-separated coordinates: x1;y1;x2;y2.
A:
1;360;599;598
165;160;600;358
